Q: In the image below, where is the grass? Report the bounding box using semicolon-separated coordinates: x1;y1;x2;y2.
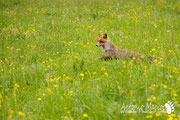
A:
0;0;180;119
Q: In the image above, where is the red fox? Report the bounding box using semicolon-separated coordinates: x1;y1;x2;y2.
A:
96;33;153;61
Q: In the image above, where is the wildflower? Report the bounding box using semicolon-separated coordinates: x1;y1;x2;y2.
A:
101;67;106;71
74;56;78;59
122;61;126;64
80;73;84;77
54;85;57;88
14;83;19;87
83;113;88;117
146;115;152;118
153;96;157;100
70;91;74;96
163;85;167;88
154;38;158;41
151;88;155;91
132;57;136;60
64;116;68;119
0;85;2;87
93;72;96;75
169;75;173;78
128;110;133;113
104;72;108;76
38;98;42;101
18;111;26;117
147;98;152;102
144;66;147;68
42;93;46;96
56;76;61;80
64;107;67;110
174;101;178;104
121;90;124;93
155;113;160;117
152;49;155;51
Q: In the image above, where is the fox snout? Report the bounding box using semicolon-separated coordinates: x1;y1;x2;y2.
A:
96;44;100;47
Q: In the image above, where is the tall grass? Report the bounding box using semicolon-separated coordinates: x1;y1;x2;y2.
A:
0;0;179;119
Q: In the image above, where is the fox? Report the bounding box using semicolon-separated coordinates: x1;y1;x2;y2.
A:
96;33;153;62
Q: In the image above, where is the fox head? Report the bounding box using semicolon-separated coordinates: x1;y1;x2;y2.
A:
96;33;110;47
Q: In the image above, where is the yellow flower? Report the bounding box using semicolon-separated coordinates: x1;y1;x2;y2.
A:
152;48;155;51
42;93;46;96
18;111;26;117
56;76;61;80
132;57;136;60
147;98;152;102
64;116;68;119
101;67;106;71
70;91;74;94
146;115;152;118
38;98;42;101
54;85;57;88
14;83;19;87
64;107;67;110
67;111;70;114
121;90;124;93
0;85;3;87
169;75;173;78
163;85;167;88
155;113;160;117
104;72;108;76
83;113;88;117
153;96;157;100
151;88;155;91
128;110;133;113
174;101;178;104
93;72;96;75
80;73;84;77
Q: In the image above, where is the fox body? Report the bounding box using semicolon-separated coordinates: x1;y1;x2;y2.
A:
96;33;153;61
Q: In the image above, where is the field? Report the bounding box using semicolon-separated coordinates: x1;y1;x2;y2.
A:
0;0;180;119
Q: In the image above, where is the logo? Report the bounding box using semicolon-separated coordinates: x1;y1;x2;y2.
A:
119;101;175;114
164;101;175;114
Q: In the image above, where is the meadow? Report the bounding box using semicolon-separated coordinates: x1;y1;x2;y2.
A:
0;0;180;119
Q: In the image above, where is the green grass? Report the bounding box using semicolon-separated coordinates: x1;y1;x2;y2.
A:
0;0;180;119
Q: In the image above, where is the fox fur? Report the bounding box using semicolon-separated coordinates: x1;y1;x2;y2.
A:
96;33;153;62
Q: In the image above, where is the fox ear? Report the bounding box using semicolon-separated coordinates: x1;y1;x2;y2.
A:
98;34;102;37
103;33;107;39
